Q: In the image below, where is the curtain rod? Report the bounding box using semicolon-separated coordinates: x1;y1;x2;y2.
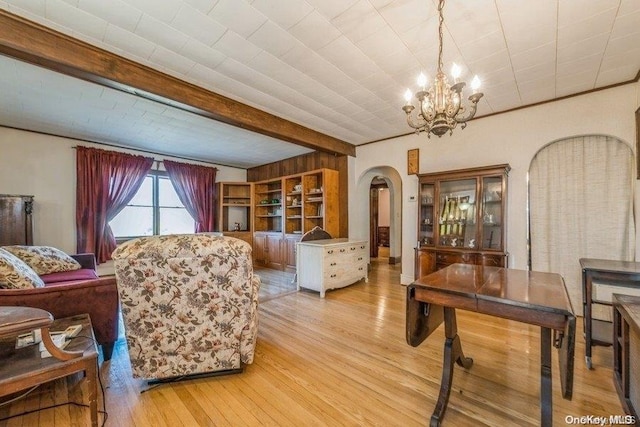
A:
71;144;225;168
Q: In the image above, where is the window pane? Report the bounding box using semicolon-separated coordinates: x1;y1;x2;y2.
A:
159;177;184;207
160;208;194;235
110;206;153;237
128;176;153;206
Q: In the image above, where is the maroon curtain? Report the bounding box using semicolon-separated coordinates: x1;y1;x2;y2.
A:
164;159;217;233
76;146;153;263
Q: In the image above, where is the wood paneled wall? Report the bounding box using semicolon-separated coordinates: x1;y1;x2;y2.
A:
248;152;349;238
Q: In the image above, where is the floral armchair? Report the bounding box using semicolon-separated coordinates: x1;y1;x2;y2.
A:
112;234;260;380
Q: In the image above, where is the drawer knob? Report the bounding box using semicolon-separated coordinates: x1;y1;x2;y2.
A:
340;249;346;252
350;247;356;250
330;274;337;278
330;262;336;266
357;257;363;261
327;250;334;254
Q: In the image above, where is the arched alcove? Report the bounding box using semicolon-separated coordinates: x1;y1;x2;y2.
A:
352;166;403;263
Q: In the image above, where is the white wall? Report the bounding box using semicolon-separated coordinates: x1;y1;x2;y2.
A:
352;82;640;285
0;127;246;254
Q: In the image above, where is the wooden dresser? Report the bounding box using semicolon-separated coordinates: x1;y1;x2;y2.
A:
0;194;34;246
296;238;369;298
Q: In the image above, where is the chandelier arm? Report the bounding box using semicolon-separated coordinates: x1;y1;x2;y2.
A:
455;100;480;123
405;110;428;130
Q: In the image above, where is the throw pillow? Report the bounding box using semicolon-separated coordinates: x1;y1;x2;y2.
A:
3;246;81;276
0;248;45;289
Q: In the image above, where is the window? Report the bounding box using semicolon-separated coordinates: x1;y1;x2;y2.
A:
110;171;195;239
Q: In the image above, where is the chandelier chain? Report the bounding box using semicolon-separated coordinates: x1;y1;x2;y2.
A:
437;0;444;74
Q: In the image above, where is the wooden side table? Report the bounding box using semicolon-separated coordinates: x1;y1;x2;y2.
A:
580;258;640;369
613;294;640;423
0;312;99;426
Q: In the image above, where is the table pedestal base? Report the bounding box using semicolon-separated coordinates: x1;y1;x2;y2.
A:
430;307;473;427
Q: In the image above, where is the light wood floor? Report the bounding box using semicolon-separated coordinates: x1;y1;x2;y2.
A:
0;259;625;426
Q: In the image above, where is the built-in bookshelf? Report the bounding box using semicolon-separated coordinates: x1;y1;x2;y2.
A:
216;182;253;246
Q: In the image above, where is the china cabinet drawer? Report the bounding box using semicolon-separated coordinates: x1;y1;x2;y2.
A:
436;252;476;265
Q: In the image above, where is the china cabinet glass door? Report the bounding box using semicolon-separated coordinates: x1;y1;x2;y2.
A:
438;179;477;249
419;183;435;246
480;176;503;250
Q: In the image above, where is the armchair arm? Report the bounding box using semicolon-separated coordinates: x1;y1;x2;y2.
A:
71;253;97;270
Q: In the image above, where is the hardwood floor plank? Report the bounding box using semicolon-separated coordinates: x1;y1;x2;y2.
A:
0;258;625;426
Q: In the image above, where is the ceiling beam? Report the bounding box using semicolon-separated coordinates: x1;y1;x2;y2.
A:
0;10;356;157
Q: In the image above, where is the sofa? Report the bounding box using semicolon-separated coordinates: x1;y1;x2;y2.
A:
0;248;119;360
112;234;260;380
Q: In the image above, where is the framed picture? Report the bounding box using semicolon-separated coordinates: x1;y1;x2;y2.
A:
407;148;419;175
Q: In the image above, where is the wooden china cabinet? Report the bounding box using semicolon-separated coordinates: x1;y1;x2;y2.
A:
415;164;510;279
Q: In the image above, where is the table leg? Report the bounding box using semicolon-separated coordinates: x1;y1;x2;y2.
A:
430;307;473;427
583;270;593;369
540;327;552;427
85;357;99;427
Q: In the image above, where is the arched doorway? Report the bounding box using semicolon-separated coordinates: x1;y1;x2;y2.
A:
528;134;635;314
352;167;402;264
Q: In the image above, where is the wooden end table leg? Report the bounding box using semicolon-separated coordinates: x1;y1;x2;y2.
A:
540;327;552;427
430;307;474;427
85;357;99;427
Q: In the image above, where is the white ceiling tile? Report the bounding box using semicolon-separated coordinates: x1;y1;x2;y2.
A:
355;26;408;65
513;60;555;84
486;92;521;112
445;0;500;40
378;0;435;34
557;33;609;64
517;75;555;96
458;30;508;64
496;0;556;34
213;30;262;63
606;28;640;58
600;45;640;73
619;0;640;16
319;36;380;81
555;80;593;97
466;49;511;80
556;68;598;89
77;0;141;32
45;0;108;40
134;14;188;53
510;42;556;71
12;0;44;15
182;0;219;14
610;9;640;40
103;25;155;59
209;0;267;38
122;0;180;23
558;8;617;47
504;22;556;54
251;0;313;29
332;0;387;43
398;14;438;54
149;46;195;75
248;20;299;58
557;53;601;78
558;0;619;26
596;63;640;86
520;85;556;105
170;5;226;46
289;10;341;50
304;0;359;21
180;38;227;70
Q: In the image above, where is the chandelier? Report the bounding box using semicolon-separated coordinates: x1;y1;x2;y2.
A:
402;0;483;138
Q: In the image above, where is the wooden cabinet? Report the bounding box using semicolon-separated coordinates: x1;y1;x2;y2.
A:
415;164;510;279
216;182;253;246
613;294;640;422
253;168;340;272
297;239;369;298
378;226;389;247
284;235;300;272
253;232;283;269
0;195;34;246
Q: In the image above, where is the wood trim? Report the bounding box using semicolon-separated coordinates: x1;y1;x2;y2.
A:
0;9;355;158
636;106;640;179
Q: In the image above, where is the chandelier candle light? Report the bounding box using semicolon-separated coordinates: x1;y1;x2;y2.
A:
402;0;483;137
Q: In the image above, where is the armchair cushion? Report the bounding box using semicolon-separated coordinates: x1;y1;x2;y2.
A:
0;248;45;289
3;246;81;276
